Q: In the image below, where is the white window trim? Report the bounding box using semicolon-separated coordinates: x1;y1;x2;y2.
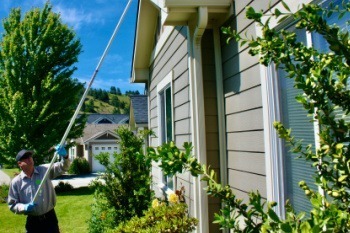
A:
156;70;175;192
260;0;328;217
260;64;285;217
157;70;174;144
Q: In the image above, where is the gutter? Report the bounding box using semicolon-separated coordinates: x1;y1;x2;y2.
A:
188;6;209;233
130;0;141;82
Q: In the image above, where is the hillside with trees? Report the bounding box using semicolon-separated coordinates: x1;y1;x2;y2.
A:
82;86;140;114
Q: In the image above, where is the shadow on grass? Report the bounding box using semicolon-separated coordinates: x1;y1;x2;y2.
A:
56;186;95;196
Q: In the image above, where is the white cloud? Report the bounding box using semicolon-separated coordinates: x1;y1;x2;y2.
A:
53;5;104;30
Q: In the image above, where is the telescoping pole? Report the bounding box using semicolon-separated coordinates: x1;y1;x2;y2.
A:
32;0;133;203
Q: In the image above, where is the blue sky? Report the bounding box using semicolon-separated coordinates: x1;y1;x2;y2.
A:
0;0;144;94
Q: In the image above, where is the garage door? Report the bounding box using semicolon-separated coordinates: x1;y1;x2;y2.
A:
92;144;119;172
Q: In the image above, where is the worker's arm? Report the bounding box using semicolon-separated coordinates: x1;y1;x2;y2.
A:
50;145;70;179
8;176;35;214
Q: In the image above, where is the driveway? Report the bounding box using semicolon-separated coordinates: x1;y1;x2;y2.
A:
0;169;11;185
0;169;100;189
52;173;101;188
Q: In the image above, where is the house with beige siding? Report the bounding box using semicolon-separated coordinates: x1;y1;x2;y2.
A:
131;0;342;232
71;114;128;172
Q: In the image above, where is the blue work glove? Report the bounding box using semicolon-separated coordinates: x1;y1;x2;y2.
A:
55;144;67;157
24;202;35;213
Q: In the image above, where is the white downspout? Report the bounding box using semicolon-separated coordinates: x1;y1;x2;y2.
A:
188;6;209;233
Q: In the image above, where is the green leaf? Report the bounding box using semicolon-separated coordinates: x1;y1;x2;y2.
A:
246;6;263;20
300;221;311;232
281;1;291;12
275;8;282;17
280;223;293;232
278;15;290;24
338;175;348;182
267;208;280;222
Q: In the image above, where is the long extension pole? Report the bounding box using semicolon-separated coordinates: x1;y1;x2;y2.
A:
33;0;133;203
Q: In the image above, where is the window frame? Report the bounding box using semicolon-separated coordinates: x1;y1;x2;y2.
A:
261;5;331;216
157;70;175;191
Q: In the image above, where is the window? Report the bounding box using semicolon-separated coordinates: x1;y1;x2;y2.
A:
266;0;348;215
157;71;174;190
108;147;112;150
159;86;173;143
95;147;99;150
101;147;105;151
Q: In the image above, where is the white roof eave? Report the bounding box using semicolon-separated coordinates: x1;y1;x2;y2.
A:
132;0;232;83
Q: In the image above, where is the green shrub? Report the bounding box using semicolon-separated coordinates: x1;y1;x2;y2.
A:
88;127;153;233
88;191;117;233
112;196;198;233
68;157;90;175
0;184;9;203
54;181;74;193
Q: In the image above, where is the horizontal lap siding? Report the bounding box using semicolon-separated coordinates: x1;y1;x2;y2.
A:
148;27;194;206
229;169;266;197
222;0;267;200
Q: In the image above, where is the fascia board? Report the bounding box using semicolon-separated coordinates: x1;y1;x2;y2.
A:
132;0;159;83
164;0;231;7
84;130;119;143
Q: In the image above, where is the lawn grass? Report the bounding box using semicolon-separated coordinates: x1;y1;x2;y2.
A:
0;186;94;233
2;168;20;178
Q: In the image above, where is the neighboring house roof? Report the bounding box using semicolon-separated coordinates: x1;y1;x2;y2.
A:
130;95;148;124
82;124;119;141
75;123;121;145
84;129;119;143
87;114;129;124
74;114;128;145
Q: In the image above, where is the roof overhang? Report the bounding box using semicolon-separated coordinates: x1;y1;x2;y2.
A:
162;0;232;26
84;130;119;143
131;0;159;83
131;0;232;83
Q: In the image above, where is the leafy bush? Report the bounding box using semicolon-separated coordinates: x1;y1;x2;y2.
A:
54;181;74;193
68;157;90;175
112;194;198;233
88;127;153;233
88;191;117;233
0;184;9;203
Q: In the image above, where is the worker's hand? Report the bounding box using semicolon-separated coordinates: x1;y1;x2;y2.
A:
24;202;36;213
55;144;67;157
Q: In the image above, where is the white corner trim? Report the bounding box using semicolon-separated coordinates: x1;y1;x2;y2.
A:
260;64;286;218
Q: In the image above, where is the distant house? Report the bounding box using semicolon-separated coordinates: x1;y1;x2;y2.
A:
129;95;148;131
70;114;129;172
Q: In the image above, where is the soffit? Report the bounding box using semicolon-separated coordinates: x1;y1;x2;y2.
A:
132;0;232;83
162;0;232;26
